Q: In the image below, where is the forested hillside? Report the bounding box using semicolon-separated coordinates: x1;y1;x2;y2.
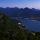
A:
0;13;40;40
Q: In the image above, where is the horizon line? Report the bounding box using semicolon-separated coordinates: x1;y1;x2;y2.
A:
0;7;39;10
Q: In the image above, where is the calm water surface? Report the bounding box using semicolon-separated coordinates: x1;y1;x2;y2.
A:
20;18;40;32
11;17;40;32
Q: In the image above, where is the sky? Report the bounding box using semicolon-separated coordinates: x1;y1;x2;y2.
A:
0;0;40;9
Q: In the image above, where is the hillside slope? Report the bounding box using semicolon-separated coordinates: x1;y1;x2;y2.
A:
0;13;40;40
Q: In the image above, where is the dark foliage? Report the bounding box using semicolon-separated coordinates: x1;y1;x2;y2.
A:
0;13;40;40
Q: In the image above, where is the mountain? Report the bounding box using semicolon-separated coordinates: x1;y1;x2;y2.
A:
0;7;40;17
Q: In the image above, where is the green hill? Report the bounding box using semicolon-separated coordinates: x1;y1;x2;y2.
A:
0;13;40;40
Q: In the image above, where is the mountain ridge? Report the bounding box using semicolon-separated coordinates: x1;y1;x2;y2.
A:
0;7;40;17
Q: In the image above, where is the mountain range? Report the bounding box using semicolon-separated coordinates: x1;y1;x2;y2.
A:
0;7;40;18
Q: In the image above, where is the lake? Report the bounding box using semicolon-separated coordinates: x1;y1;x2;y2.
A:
11;17;40;32
20;18;40;32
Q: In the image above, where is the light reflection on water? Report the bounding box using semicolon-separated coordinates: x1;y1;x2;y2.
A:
21;18;40;32
11;17;40;32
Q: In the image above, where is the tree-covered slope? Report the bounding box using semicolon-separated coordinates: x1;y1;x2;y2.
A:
0;13;28;40
0;13;40;40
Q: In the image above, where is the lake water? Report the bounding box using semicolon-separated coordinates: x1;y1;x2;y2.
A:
11;17;40;32
19;18;40;32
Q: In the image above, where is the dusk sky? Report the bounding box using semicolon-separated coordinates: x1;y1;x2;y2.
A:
0;0;40;9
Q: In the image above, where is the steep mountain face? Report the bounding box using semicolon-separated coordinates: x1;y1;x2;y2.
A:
0;7;40;17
